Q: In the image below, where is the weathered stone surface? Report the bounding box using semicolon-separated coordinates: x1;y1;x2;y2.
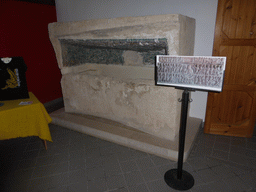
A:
61;65;182;140
48;14;195;141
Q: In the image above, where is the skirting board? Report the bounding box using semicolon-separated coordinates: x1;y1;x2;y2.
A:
44;97;64;113
50;108;202;161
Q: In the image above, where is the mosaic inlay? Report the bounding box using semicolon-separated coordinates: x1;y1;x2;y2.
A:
60;39;167;67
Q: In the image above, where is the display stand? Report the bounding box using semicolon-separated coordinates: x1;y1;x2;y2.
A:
164;88;194;190
155;55;226;191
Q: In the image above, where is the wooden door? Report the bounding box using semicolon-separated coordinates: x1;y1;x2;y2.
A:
204;0;256;137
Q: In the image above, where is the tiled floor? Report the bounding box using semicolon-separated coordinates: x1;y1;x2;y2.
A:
1;124;256;192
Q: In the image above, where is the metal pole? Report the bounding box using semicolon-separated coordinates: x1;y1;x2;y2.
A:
164;89;194;190
177;89;189;179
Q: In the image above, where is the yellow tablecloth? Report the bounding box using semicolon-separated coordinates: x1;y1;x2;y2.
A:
0;92;52;142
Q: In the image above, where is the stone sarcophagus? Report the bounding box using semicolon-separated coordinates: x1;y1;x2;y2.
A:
48;14;195;143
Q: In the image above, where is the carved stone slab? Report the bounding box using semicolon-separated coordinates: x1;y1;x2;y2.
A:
48;14;196;142
156;56;226;92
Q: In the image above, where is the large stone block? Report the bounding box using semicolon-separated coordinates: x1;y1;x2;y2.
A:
48;14;195;141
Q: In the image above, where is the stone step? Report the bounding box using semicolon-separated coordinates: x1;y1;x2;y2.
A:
50;108;201;161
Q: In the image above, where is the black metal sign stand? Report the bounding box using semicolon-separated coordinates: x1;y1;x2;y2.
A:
164;88;194;190
156;55;226;190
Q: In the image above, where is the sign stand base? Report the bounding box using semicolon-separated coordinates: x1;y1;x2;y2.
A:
164;169;194;190
164;89;194;190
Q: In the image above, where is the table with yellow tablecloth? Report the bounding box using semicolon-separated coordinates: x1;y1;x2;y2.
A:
0;92;52;144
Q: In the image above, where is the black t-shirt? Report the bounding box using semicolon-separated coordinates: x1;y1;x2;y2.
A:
0;57;29;101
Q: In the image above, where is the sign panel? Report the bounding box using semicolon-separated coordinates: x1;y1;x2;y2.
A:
156;56;226;92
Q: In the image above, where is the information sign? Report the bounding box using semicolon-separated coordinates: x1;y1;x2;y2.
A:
156;56;226;92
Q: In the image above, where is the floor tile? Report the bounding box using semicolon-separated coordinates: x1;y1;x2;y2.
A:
131;149;149;159
87;177;107;192
229;153;248;166
100;145;118;156
117;150;136;162
231;137;247;147
47;137;69;148
48;172;69;188
52;152;69;164
48;185;69;192
196;168;219;183
230;145;247;156
32;161;68;178
28;176;51;190
87;166;105;180
140;167;161;182
9;167;34;181
190;144;213;157
86;156;103;168
190;171;205;187
104;162;122;177
190;183;214;192
186;157;209;171
204;157;222;167
225;162;252;175
69;181;88;192
17;158;37;169
222;175;251;192
3;168;34;192
38;144;69;157
149;154;173;166
196;136;215;147
26;141;44;151
247;157;256;169
109;187;129;192
247;136;256;143
239;171;256;190
36;152;69;167
157;163;177;176
136;157;155;170
211;149;229;161
97;139;118;148
215;135;231;144
123;170;145;187
1;158;20;174
114;145;132;154
210;164;236;178
182;161;195;173
2;122;256;192
147;179;172;192
120;160;139;173
69;168;87;184
22;149;40;160
69;158;86;171
214;141;230;152
106;174;127;190
245;148;256;158
85;147;101;159
69;141;85;152
247;141;256;150
128;183;150;192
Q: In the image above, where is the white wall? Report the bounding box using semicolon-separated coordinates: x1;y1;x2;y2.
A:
55;0;218;121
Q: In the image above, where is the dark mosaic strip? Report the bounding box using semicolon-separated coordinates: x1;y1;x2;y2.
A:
60;39;168;67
